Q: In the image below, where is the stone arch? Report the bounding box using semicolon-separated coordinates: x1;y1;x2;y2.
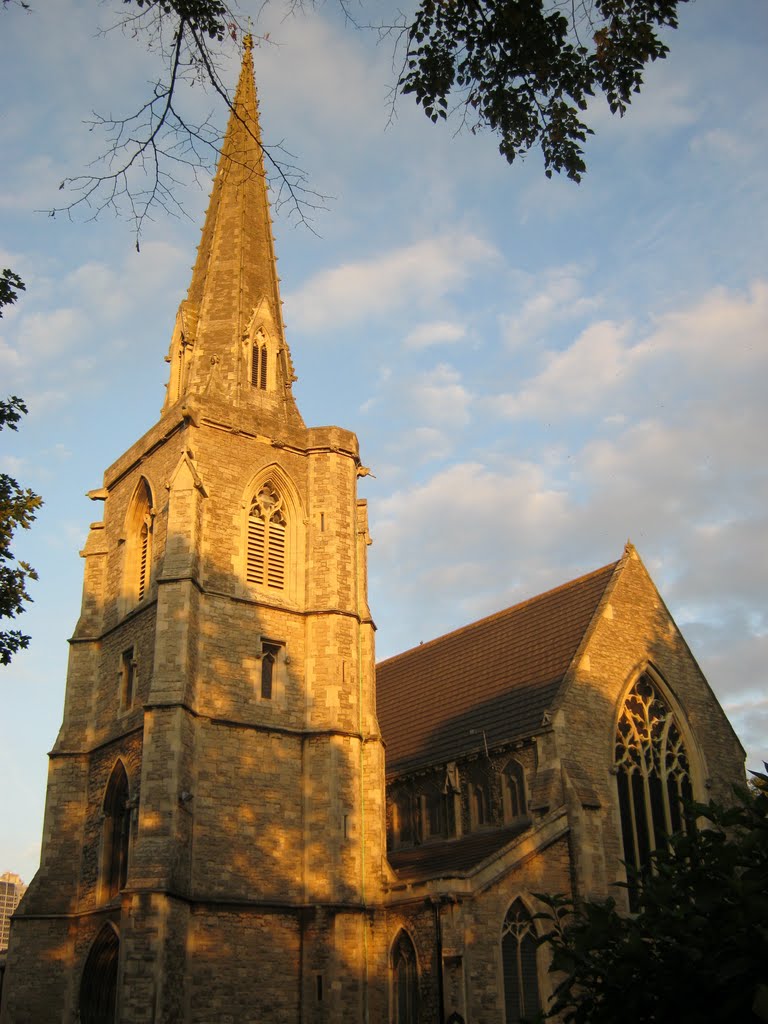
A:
99;760;131;903
500;897;541;1024
240;464;305;601
79;922;119;1024
390;928;419;1024
121;476;154;612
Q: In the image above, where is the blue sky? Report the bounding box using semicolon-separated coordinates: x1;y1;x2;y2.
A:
1;0;766;882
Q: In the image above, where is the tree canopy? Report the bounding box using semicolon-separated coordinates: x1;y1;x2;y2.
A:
0;271;42;666
536;777;768;1024
5;0;689;236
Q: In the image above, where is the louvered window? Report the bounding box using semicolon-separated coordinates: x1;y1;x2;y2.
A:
251;343;268;390
502;900;540;1024
247;483;287;590
615;675;693;907
138;521;150;601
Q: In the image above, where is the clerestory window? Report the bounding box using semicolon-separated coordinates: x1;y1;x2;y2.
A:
247;482;286;590
615;674;693;905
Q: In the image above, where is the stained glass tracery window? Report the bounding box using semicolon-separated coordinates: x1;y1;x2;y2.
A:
392;930;418;1024
615;675;693;901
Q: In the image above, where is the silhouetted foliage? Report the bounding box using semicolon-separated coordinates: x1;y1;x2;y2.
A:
0;272;42;666
3;0;689;236
535;780;768;1023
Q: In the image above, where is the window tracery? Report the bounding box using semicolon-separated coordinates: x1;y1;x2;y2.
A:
501;900;540;1024
247;482;286;590
615;674;693;899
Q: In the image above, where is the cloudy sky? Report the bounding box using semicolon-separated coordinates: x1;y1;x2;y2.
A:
1;0;766;882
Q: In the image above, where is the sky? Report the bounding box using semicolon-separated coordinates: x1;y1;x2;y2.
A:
1;0;766;883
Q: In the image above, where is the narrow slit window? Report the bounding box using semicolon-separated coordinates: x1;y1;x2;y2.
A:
120;648;136;711
261;641;281;700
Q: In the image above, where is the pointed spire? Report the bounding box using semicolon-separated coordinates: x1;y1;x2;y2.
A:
163;38;300;424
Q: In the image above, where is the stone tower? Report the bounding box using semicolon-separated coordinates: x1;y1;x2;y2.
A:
1;39;388;1024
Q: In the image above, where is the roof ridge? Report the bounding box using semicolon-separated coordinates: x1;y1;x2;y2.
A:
377;559;619;667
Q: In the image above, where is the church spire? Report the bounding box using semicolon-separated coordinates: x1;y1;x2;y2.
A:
163;37;301;425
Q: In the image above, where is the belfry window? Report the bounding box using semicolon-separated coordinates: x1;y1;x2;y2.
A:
247;482;286;590
101;761;131;902
501;900;540;1024
615;675;693;902
124;479;153;609
391;931;418;1024
251;341;268;390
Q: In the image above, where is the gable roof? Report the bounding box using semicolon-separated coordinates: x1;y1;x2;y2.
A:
376;561;618;774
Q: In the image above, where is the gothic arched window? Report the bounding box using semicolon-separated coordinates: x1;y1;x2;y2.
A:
615;675;693;898
101;761;131;902
80;924;119;1024
502;759;525;823
501;900;540;1024
251;340;268;390
124;479;153;608
247;482;286;590
466;762;493;831
391;930;418;1024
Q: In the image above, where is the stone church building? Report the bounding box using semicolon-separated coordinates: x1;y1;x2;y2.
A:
0;40;745;1024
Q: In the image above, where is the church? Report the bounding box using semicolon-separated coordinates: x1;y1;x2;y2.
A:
0;39;745;1024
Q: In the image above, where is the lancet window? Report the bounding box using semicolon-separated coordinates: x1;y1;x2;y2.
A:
79;924;119;1024
502;759;525;823
501;900;540;1024
615;674;693;899
247;482;286;590
101;761;131;902
391;931;418;1024
124;479;153;609
251;340;268;390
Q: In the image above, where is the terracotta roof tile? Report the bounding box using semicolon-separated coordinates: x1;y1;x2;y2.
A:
377;562;617;773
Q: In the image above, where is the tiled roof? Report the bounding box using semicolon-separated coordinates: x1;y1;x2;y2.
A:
376;562;617;774
387;823;531;883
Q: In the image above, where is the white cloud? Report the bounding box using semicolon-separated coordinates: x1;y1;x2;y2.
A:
285;232;497;332
402;321;466;350
409;364;472;427
502;264;601;349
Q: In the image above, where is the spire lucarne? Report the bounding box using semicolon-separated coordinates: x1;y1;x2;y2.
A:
163;37;301;427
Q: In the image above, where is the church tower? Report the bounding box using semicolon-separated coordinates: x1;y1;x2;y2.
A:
2;39;388;1024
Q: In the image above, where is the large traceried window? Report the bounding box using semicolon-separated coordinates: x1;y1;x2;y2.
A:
101;761;131;902
615;674;693;901
247;482;286;590
391;930;418;1024
502;900;540;1024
